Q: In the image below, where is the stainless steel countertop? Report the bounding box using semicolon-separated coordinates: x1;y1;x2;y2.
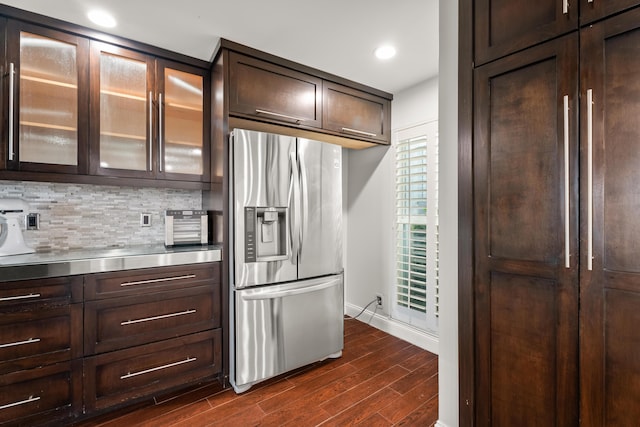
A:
0;244;222;283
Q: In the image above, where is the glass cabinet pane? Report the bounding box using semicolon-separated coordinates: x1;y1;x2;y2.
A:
163;68;203;175
19;32;78;165
100;53;148;171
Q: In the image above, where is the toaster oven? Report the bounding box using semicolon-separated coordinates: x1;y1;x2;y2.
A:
164;210;208;246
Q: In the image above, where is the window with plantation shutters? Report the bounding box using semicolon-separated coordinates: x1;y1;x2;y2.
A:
393;121;439;333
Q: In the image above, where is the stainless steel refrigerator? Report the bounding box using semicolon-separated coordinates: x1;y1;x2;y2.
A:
229;128;344;393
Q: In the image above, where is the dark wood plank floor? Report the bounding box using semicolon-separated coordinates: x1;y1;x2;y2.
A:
75;318;438;426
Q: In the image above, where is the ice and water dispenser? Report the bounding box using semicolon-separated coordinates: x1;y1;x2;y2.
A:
243;207;288;262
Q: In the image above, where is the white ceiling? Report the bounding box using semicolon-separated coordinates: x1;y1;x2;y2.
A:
1;0;439;95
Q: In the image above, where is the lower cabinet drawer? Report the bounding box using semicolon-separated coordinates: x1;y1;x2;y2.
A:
84;329;222;412
0;305;82;375
84;286;219;354
0;361;81;426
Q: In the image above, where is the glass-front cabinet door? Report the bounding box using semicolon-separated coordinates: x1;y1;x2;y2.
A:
157;61;208;181
89;43;207;181
5;21;89;173
90;41;154;178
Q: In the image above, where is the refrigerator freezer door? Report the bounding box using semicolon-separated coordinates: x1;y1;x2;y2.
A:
233;274;344;392
297;139;343;279
232;129;298;288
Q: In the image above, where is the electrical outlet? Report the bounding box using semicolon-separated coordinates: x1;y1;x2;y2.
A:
140;213;152;227
376;293;383;309
26;213;40;230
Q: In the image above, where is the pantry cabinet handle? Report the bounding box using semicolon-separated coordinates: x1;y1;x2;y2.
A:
563;0;569;14
341;127;377;138
255;109;306;124
564;95;570;268
148;91;153;171
587;89;594;271
0;337;40;349
0;395;41;411
119;274;196;287
120;309;196;325
0;293;40;302
120;356;197;379
8;63;15;161
159;92;164;172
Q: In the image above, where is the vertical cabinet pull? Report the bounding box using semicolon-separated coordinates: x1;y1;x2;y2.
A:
564;95;570;268
148;91;153;171
0;395;41;411
563;0;569;14
8;63;15;161
159;93;163;172
587;89;594;271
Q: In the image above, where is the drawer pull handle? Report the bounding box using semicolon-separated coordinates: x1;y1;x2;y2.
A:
341;127;377;138
120;357;197;379
255;109;306;124
0;337;40;349
0;395;41;411
120;274;197;287
0;293;41;302
121;309;197;325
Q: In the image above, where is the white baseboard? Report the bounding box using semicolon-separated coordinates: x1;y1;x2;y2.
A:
345;303;439;355
434;421;449;427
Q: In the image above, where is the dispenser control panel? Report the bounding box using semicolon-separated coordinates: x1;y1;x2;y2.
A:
245;207;256;262
244;206;288;263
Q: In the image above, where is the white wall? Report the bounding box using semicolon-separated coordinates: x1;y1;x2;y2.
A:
343;77;439;353
393;77;439;129
437;0;459;426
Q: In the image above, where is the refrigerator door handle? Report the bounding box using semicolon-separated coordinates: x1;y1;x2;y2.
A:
289;151;301;261
240;276;342;300
298;151;309;258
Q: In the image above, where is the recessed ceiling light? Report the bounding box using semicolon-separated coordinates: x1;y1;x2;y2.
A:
88;10;117;28
375;45;396;60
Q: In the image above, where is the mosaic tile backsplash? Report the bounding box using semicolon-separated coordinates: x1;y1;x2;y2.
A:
0;180;202;251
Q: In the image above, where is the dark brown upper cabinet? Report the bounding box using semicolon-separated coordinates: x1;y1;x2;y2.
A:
474;0;578;65
228;51;322;129
580;0;640;25
323;81;390;144
3;19;89;174
222;43;392;146
89;42;208;183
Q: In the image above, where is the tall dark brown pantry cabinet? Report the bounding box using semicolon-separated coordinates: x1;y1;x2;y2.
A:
579;8;640;426
461;1;640;426
473;34;579;426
